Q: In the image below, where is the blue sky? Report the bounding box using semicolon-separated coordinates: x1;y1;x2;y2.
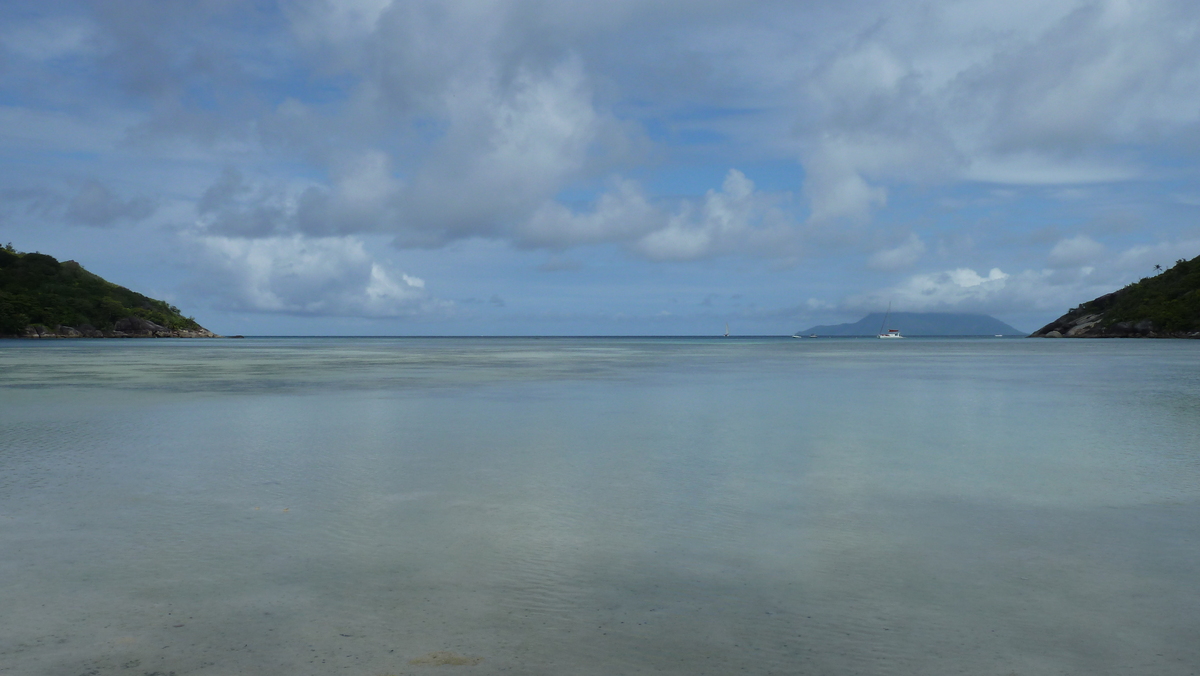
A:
2;0;1199;335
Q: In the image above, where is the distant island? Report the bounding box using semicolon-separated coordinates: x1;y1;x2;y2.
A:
1031;254;1200;338
0;244;218;338
799;312;1024;336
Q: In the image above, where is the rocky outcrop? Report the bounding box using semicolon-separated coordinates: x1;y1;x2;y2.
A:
17;316;220;339
1031;315;1194;338
1031;288;1200;338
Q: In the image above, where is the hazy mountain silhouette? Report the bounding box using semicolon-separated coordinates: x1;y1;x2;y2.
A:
800;312;1024;336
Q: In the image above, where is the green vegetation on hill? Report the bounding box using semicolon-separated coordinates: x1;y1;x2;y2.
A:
0;243;202;335
1083;255;1200;332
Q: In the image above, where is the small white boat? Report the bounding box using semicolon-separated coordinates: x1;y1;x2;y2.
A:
724;323;730;338
877;303;903;339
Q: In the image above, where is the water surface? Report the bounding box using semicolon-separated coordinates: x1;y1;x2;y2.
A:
2;337;1199;675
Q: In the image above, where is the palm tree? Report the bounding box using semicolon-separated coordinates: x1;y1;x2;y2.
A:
1154;264;1163;272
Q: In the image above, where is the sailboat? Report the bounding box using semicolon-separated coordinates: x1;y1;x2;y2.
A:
877;303;903;339
724;323;730;337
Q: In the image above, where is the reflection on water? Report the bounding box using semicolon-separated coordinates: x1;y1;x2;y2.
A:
1;337;1199;675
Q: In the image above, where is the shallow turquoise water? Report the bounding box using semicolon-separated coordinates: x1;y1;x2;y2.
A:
1;337;1199;675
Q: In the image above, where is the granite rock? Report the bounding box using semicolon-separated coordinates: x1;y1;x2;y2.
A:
9;316;219;339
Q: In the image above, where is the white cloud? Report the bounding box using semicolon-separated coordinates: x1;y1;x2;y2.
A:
285;0;392;44
517;177;658;249
1048;234;1105;267
891;267;1014;309
333;149;400;214
796;0;1200;223
192;234;438;317
0;179;156;228
196;168;297;237
850;265;1095;316
66;180;156;227
868;233;926;270
801;145;889;224
519;169;799;261
965;154;1139;185
394;57;616;243
847;232;1200;321
27;0;1199;254
1113;238;1200;273
850;237;1200;319
222;53;630;248
634;169;778;260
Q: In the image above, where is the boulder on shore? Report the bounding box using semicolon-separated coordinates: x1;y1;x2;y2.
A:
17;316;219;339
1032;309;1172;338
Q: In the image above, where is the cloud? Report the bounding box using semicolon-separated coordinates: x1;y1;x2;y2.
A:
520;169;800;260
0;187;62;219
197;154;405;238
849;234;1200;318
868;233;926;270
844;254;1190;319
0;181;154;228
800;142;890;224
849;265;1106;317
196;168;294;237
66;180;156;226
191;234;438;317
191;54;635;248
1112;237;1200;273
633;170;796;260
516;177;658;249
964;153;1139;185
887;267;1016;310
392;56;624;245
956;1;1200;153
24;0;1199;250
200;164;804;261
1048;234;1105;268
795;0;1200;223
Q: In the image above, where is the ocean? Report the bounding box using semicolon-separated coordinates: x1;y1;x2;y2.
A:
1;337;1198;675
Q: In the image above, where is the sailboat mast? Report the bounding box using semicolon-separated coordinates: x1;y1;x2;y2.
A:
878;302;891;336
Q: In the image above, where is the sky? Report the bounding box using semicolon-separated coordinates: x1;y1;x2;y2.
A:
2;0;1199;336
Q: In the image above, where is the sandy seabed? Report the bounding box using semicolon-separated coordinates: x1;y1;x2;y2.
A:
2;337;1199;675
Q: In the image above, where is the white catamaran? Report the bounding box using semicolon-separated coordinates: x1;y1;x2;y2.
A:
878;303;903;339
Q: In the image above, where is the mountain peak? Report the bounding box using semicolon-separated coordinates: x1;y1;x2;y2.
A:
800;312;1024;336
